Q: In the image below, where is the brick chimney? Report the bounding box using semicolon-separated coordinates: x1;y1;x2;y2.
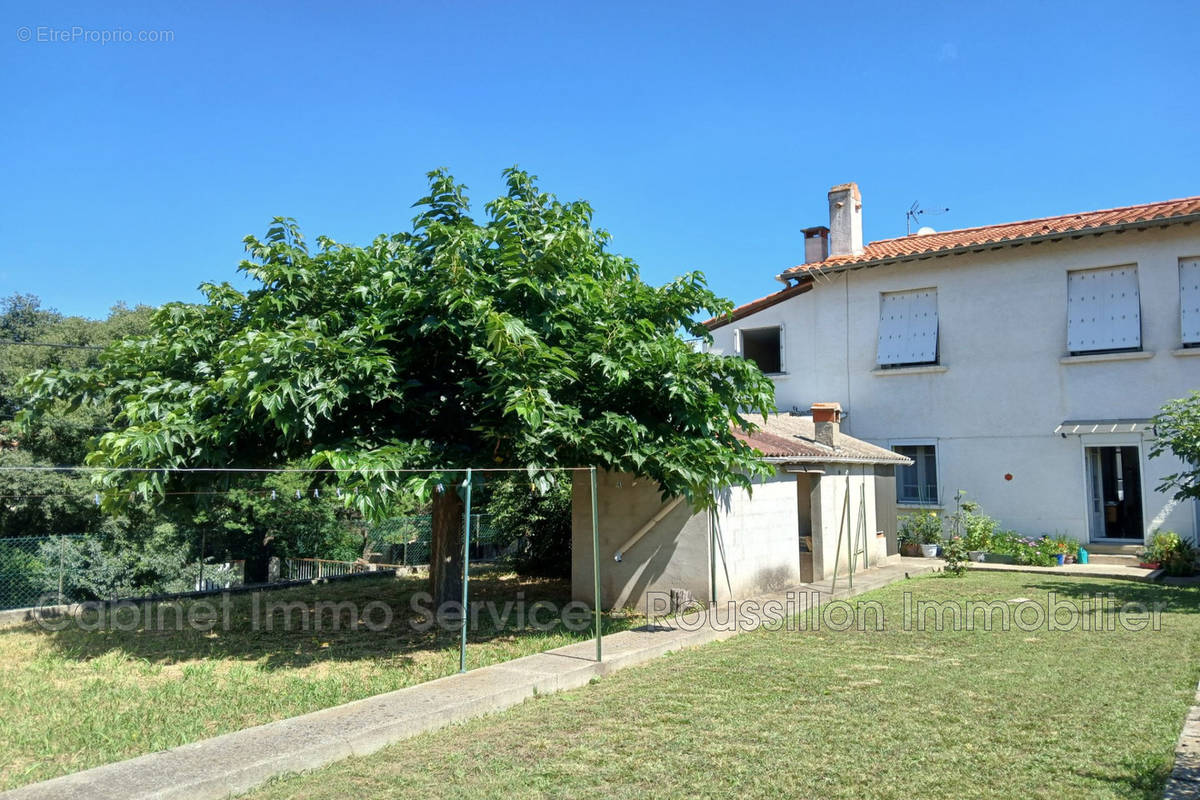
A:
803;226;829;264
811;402;842;447
828;183;863;257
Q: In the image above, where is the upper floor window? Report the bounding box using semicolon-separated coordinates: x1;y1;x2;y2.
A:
877;288;938;368
1181;258;1200;348
735;325;784;374
1066;265;1141;354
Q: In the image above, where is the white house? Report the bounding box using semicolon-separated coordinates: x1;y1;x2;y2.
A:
706;184;1200;547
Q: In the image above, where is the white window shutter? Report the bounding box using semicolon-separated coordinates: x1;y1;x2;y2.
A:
1068;265;1141;352
733;328;742;356
777;323;786;372
878;289;937;365
908;290;938;363
1182;259;1200;345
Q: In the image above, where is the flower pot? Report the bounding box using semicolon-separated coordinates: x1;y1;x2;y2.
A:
968;550;986;562
920;543;939;558
1055;554;1066;566
900;542;922;557
1139;562;1160;570
983;552;1016;564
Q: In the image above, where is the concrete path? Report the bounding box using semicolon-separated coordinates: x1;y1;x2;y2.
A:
968;560;1161;581
0;559;940;800
1165;680;1200;799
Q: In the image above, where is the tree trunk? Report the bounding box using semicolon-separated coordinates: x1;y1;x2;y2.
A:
429;486;465;607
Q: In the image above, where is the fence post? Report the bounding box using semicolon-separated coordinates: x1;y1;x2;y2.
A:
459;468;473;673
591;467;602;662
58;535;65;604
198;530;206;591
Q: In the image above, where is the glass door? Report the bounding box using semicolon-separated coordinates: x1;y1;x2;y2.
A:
1084;446;1144;541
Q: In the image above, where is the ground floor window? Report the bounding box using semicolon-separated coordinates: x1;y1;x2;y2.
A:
893;442;938;505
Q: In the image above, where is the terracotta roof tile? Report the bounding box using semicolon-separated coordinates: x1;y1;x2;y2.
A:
733;414;911;465
784;195;1200;276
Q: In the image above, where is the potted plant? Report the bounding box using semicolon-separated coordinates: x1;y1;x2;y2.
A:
920;527;941;558
1141;532;1197;575
899;512;941;558
951;492;996;562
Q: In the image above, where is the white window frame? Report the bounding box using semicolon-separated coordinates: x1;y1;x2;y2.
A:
890;438;940;506
876;288;939;368
1066;264;1142;354
734;324;786;374
1181;257;1200;347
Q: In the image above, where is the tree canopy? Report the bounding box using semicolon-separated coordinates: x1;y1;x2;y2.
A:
1151;391;1200;505
18;168;776;595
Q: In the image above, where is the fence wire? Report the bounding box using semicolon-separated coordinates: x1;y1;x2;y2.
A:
0;514;504;611
0;534;246;611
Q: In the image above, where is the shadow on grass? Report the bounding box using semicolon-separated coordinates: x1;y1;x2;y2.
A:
1015;577;1200;615
0;566;636;670
1071;751;1174;800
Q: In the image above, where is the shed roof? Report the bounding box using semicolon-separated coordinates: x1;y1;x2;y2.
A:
733;413;912;466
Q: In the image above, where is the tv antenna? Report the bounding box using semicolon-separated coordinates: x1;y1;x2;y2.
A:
906;201;950;235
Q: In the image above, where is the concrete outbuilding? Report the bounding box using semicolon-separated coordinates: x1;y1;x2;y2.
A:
571;403;912;611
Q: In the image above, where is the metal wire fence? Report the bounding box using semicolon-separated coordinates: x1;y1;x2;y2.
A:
0;514;504;611
365;514;505;567
0;534;246;611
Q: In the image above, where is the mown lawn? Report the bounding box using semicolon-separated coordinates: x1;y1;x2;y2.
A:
247;572;1200;800
0;567;634;791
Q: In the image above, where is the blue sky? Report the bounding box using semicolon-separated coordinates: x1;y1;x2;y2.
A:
3;0;1199;319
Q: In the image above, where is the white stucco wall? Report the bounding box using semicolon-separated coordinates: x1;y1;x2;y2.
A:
710;224;1200;543
571;466;894;610
572;470;805;610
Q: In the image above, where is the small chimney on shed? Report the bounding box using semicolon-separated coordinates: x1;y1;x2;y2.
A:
803;226;829;264
828;183;863;257
811;402;842;447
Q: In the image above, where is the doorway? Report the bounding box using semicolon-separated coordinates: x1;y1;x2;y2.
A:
1085;446;1144;541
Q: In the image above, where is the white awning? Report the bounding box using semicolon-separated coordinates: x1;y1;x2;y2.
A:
1054;419;1154;436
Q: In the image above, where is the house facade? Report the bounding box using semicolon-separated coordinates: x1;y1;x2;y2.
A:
706;184;1200;546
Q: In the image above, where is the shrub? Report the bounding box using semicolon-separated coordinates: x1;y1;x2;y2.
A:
941;536;968;576
485;476;572;577
899;512;943;546
1142;532;1197;576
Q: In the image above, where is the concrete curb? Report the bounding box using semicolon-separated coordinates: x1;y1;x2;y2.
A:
1165;679;1200;799
0;560;940;800
967;561;1162;582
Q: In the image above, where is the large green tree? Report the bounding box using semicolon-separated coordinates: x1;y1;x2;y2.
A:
19;168;774;599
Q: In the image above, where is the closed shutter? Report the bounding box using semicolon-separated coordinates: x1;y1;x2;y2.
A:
733;328;742;356
877;289;938;366
1067;266;1141;353
1182;259;1200;345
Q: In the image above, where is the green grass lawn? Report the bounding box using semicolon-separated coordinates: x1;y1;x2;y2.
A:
245;572;1200;800
0;567;635;791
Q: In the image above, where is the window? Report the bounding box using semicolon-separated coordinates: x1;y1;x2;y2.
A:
876;289;938;367
735;325;784;373
893;443;939;505
1067;265;1141;354
1182;258;1200;347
